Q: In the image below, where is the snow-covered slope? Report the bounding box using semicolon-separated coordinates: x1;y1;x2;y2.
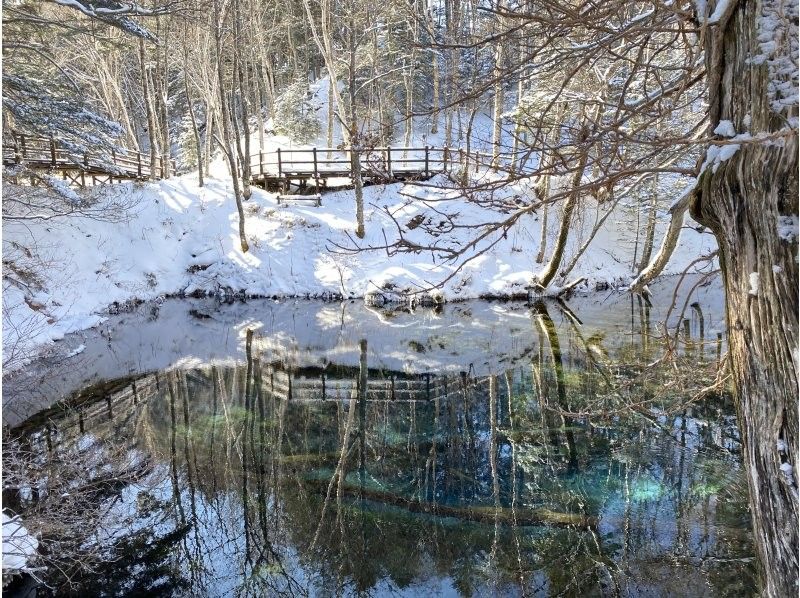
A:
3;167;717;372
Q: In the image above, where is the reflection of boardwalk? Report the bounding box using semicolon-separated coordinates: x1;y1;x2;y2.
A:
261;365;487;402
16;365;487;448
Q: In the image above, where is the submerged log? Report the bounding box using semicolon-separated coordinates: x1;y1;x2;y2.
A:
301;478;597;529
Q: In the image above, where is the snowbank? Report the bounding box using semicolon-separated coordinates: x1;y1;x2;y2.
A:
2;168;716;372
2;512;38;575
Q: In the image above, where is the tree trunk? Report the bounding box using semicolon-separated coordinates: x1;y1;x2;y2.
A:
430;9;439;135
158;17;171;179
183;68;204;187
637;176;658;273
348;12;365;239
535;107;591;289
690;2;798;595
214;4;248;253
491;17;505;170
139;39;159;180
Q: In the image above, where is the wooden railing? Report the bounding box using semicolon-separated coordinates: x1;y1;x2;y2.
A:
250;146;536;181
2;133;176;181
251;146;450;179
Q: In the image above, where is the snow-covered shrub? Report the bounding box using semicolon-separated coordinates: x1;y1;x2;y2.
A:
273;81;321;143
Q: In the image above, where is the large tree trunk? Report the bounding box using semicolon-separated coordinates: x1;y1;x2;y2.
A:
691;2;798;595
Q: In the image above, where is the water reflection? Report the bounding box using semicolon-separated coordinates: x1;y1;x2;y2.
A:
8;287;755;597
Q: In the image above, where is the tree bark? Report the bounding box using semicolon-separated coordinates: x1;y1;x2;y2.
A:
214;0;248;253
690;2;798;595
535;106;591;289
139;39;159;180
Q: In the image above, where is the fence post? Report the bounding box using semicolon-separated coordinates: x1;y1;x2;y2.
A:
475;151;480;173
259;151;264;175
19;134;26;160
277;148;282;177
386;146;392;176
443;146;449;171
50;137;57;165
137;152;142;177
424;145;429;177
84;150;89;168
313;147;318;179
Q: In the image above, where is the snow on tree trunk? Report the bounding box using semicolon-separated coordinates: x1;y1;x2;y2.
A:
690;1;798;595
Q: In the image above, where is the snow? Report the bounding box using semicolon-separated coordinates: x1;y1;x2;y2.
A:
777;439;788;452
694;0;707;20
780;462;796;489
2;512;39;572
777;215;799;241
757;0;799;116
773;264;783;274
2;171;716;372
700;133;754;174
708;0;732;24
669;181;696;209
749;272;760;296
713;120;736;137
65;344;85;358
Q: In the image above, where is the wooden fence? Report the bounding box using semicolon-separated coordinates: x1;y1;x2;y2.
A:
2;133;176;184
250;145;535;190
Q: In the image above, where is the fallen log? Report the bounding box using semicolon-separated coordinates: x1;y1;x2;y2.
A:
301;478;597;529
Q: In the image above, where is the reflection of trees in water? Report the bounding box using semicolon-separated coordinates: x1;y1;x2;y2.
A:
13;301;753;596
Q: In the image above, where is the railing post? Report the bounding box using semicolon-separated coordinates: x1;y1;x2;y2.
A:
50;136;57;165
386;146;392;176
443;146;449;171
19;134;26;160
313;147;318;179
475;151;480;173
424;145;429;177
259;151;264;175
84;150;89;168
277;148;282;177
137;152;142;177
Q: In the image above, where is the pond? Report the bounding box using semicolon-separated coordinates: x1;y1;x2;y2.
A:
3;277;757;597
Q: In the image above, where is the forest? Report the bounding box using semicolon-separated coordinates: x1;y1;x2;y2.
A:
1;0;797;596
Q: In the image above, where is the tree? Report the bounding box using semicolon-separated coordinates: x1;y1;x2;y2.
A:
684;2;797;594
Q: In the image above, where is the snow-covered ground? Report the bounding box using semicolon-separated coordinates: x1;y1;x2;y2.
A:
2;512;39;576
2;168;717;373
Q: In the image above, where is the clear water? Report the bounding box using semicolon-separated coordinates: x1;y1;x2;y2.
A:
5;279;757;596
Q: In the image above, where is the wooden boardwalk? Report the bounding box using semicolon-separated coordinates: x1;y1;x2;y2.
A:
4;133;527;191
250;146;460;192
2;133;176;186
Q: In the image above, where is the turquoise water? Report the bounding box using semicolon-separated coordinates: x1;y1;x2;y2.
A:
5;283;756;596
